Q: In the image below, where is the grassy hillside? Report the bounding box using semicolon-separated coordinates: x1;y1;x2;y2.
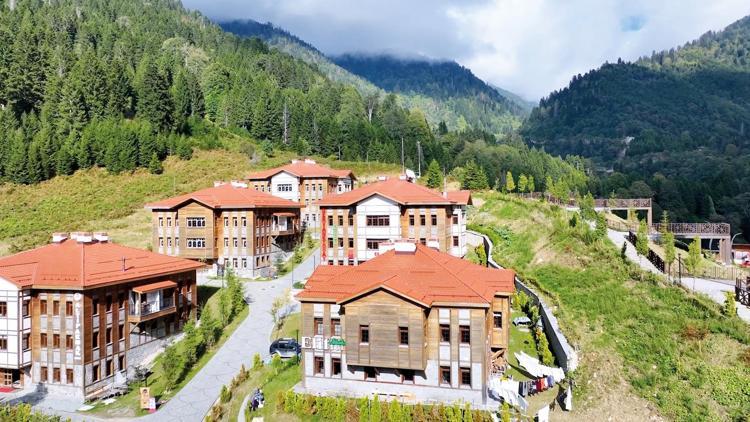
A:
0;148;400;255
469;193;750;421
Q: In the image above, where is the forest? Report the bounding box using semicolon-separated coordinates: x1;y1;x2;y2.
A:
0;0;586;197
521;15;750;238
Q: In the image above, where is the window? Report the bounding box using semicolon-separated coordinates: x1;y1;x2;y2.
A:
0;301;6;317
278;183;293;192
118;355;125;372
460;325;470;344
440;366;451;385
106;327;112;344
167;238;172;247
186;217;206;228
318;183;323;192
92;364;99;382
242;258;247;268
53;368;60;383
22;333;29;350
338;215;344;226
106;359;113;377
419;238;426;245
328;238;334;248
232;258;238;268
241;217;247;227
233;238;238;247
399;327;409;346
106;295;112;312
119;324;124;341
366;239;384;251
348;215;354;226
40;333;47;348
460;368;472;386
66;369;73;384
314;318;323;336
187;238;206;248
66;301;73;316
0;336;7;350
53;300;60;316
167;217;172;227
66;335;73;349
22;300;29;317
332;358;342;376
331;319;342;337
314;357;324;375
359;325;370;344
92;298;99;315
224;217;229;227
348;238;354;248
395;370;413;385
158;217;163;227
440;324;450;342
431;214;438;226
233;217;238;227
452;215;459;224
328;215;334;226
366;215;389;226
53;334;60;348
41;366;48;382
41;300;48;314
493;312;503;329
224;238;229;247
119;293;125;309
92;331;99;349
364;367;377;381
338;237;344;248
242;238;247;247
159;237;164;247
409;214;415;226
420;215;426;225
453;236;459;247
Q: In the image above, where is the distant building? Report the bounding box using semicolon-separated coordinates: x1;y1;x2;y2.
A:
245;159;355;236
145;181;302;278
0;232;202;399
317;177;471;266
296;241;515;406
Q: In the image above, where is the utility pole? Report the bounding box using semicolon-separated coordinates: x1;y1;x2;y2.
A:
417;140;422;178
283;101;289;145
400;137;405;175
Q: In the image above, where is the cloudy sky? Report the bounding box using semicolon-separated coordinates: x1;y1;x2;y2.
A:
182;0;750;100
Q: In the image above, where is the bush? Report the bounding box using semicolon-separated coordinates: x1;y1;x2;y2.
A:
271;353;283;373
220;385;231;403
512;291;529;311
723;291;737;317
253;352;263;370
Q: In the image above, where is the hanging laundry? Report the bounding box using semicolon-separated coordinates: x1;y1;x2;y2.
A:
536;404;550;422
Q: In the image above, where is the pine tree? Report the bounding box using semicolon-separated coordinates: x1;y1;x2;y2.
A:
505;170;515;193
425;159;443;189
518;174;528;193
136;57;172;130
148;152;163;174
462;160;489;190
172;68;191;131
79;51;108;120
6;129;28;184
6;14;46;115
107;57;132;117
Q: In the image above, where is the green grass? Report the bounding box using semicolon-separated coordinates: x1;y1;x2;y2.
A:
471;192;750;421
271;312;301;342
85;285;250;418
506;310;538;381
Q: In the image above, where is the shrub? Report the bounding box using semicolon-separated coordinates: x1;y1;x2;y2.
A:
501;402;511;422
271;353;283;373
220;385;231;403
512;291;529;311
253;352;263;370
723;291;737;317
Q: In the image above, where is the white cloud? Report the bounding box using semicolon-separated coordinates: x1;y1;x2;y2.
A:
183;0;750;101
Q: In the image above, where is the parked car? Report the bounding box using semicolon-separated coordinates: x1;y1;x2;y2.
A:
269;338;301;358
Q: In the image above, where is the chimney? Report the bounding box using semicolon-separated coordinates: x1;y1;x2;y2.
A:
291;159;300;164
72;232;93;243
304;158;316;164
394;240;417;254
230;180;248;188
213;181;226;187
93;232;109;243
377;175;388;181
52;232;68;243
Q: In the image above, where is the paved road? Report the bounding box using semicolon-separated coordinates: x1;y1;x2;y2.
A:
608;230;750;324
29;249;319;422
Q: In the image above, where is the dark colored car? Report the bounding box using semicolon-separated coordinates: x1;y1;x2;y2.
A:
269;338;301;358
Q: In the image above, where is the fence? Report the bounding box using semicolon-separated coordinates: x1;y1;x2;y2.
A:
737;278;750;306
469;230;579;373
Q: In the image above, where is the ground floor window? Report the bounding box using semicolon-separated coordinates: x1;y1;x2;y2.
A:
66;369;73;384
364;366;377;381
400;369;414;384
440;366;451;385
314;357;324;375
118;355;125;371
53;368;60;383
460;368;471;386
332;358;341;376
40;366;47;382
92;364;99;382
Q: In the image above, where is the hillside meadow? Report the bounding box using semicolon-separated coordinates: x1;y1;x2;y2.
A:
0;149;400;255
469;193;750;421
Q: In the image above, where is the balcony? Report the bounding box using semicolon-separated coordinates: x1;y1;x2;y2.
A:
128;281;177;323
271;213;298;236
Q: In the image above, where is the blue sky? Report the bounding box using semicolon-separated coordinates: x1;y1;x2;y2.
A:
183;0;750;100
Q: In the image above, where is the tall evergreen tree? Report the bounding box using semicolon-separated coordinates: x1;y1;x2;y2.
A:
425;159;443;189
136;57;172;130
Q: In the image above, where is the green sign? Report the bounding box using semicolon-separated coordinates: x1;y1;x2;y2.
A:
328;338;346;346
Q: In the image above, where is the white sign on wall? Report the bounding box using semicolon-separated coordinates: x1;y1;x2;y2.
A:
73;293;82;362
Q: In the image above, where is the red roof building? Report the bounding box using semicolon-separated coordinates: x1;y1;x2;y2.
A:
0;233;201;399
295;241;514;405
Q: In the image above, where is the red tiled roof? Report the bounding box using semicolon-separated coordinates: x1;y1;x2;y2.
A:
246;160;355;180
144;183;302;210
296;244;514;306
317;179;471;207
0;239;204;289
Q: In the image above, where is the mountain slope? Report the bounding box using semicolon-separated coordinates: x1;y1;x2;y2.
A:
521;15;750;235
219;19;527;135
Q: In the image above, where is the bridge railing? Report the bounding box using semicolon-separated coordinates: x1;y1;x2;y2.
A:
594;198;651;209
652;222;730;237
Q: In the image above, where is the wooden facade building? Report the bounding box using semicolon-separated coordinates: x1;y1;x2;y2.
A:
296;242;515;406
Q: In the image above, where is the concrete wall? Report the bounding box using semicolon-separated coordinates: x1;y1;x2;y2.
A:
468;230;578;373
